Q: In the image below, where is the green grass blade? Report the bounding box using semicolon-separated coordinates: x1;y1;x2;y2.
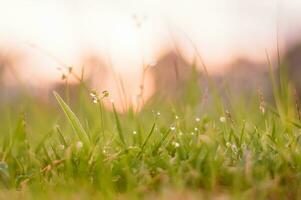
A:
53;91;90;147
139;118;157;157
56;126;68;146
35;130;53;153
112;103;126;146
152;129;170;155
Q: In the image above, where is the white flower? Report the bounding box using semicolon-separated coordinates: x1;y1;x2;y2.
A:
92;98;98;104
175;115;179;120
195;117;200;122
194;127;198;131
133;131;137;135
170;126;176;131
220;116;226;123
157;112;161;116
76;141;83;150
90;92;99;104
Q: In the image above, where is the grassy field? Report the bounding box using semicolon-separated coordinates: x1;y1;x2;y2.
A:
1;62;301;200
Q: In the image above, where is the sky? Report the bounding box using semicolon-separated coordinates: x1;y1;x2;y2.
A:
0;0;301;84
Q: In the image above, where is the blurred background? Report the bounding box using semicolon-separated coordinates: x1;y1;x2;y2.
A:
0;0;301;110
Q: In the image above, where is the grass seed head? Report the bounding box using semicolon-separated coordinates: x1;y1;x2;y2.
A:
102;90;109;98
258;89;266;114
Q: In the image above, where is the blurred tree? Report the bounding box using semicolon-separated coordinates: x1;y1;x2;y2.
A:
284;42;301;94
149;51;197;100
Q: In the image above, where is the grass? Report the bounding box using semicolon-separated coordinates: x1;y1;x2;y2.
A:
0;60;301;200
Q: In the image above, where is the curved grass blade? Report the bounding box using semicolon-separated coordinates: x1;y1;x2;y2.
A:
53;91;90;148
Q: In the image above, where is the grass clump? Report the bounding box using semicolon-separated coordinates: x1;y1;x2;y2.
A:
0;62;301;200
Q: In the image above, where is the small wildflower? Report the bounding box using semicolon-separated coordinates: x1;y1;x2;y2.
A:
133;131;137;135
90;90;99;104
90;92;96;97
175;115;179;120
170;125;176;131
195;117;200;122
156;112;161;116
220;116;226;123
194;127;198;131
191;132;195;135
226;142;231;147
102;90;109;98
76;141;83;150
92;98;98;104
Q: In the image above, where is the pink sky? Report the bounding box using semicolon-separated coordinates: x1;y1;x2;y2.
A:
0;0;301;90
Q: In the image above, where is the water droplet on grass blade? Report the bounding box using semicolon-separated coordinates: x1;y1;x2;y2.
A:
170;126;176;131
76;141;83;150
